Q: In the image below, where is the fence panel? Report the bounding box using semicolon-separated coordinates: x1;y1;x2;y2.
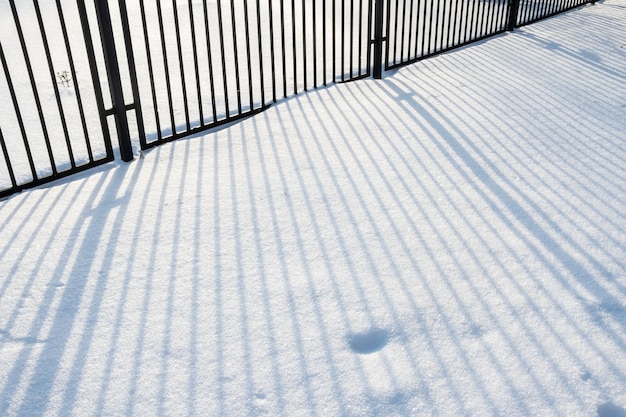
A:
116;0;373;149
383;0;509;70
0;0;114;199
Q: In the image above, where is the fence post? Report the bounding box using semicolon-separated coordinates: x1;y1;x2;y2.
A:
506;0;521;31
372;0;384;79
93;0;134;162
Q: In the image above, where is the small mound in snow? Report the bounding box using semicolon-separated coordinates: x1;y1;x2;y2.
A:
348;328;390;354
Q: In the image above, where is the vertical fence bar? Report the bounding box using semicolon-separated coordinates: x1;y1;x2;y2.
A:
202;0;219;120
340;0;345;81
243;0;254;106
452;0;462;45
408;0;416;62
358;0;364;76
445;0;453;47
332;0;337;81
268;0;277;101
313;0;318;87
230;0;243;112
172;0;190;130
420;0;428;54
303;0;308;90
256;0;266;104
0;127;18;190
188;0;204;127
139;0;163;143
433;0;441;51
349;0;355;77
366;0;373;76
414;0;422;56
118;0;146;147
94;0;133;161
436;0;446;50
280;0;287;98
463;0;471;41
280;0;287;97
372;0;384;79
428;0;436;52
507;0;521;29
323;0;327;85
291;0;298;92
76;0;114;159
216;0;231;113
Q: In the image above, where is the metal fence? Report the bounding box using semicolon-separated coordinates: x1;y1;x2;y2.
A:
0;0;596;198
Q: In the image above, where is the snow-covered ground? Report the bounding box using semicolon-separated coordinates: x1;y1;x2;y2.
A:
1;1;626;416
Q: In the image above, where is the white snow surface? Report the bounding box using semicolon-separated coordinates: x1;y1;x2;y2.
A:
2;2;626;416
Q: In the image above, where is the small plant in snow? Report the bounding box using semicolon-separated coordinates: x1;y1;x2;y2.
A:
56;70;72;89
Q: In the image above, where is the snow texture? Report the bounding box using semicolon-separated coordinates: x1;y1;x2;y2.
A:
1;1;626;416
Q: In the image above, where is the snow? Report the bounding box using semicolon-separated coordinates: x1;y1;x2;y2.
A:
2;1;626;416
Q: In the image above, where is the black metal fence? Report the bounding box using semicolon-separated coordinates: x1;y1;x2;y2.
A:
0;0;596;198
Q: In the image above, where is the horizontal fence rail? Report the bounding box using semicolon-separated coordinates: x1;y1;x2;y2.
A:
0;0;596;198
